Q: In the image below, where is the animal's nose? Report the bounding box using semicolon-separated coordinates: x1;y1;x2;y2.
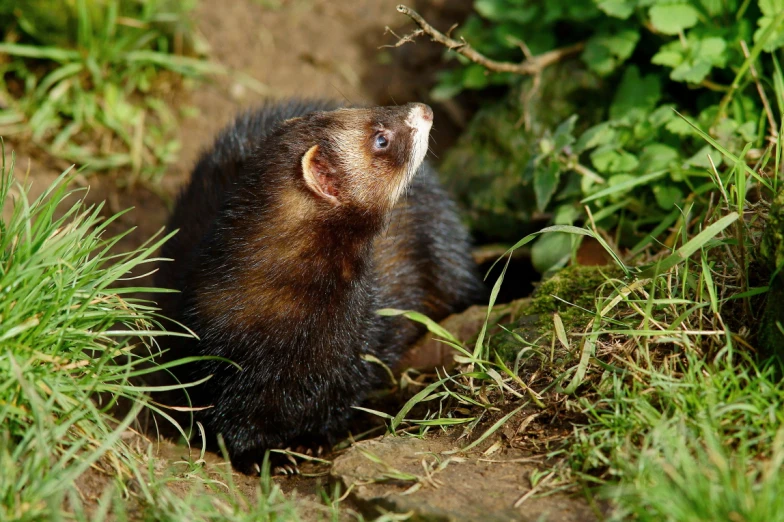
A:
415;103;433;122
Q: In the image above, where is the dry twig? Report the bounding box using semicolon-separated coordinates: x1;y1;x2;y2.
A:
390;5;584;77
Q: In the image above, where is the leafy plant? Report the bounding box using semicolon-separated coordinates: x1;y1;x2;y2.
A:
380;107;780;520
433;0;784;272
0;0;218;181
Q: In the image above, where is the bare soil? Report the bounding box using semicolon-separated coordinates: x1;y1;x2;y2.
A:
5;0;594;519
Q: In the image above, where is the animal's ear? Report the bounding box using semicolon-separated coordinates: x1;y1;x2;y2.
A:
302;145;340;205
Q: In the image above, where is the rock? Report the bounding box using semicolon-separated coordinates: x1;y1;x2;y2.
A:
399;299;531;371
331;435;598;522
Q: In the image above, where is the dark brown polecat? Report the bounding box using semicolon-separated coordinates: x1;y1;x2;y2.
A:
155;100;485;474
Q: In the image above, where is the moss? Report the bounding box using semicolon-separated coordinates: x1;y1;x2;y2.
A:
527;264;626;325
487;264;625;363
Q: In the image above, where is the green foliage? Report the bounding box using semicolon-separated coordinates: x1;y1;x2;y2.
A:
591;356;784;521
0;0;217;181
437;0;784;272
387;94;781;518
0;146;181;519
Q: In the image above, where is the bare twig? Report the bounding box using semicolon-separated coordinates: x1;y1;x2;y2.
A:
740;40;778;138
393;5;584;77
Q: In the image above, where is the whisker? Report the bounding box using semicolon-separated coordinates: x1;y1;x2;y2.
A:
329;81;356;106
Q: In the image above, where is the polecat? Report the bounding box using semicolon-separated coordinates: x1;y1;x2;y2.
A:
155;100;485;474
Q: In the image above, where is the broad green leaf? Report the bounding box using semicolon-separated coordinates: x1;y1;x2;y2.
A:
655;36;727;84
649;4;700;35
582;170;668;203
531;232;573;274
651;49;683;68
754;7;784;52
648;104;678;126
575;122;617;152
463;64;490;89
553;115;578;150
590;146;640;173
430;82;463;102
475;0;537;23
597;0;638;19
582;29;640;76
652;184;683;210
685;144;723;169
639;143;679;172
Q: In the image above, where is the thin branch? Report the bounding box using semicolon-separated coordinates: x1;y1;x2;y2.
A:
394;4;584;76
741;40;778;138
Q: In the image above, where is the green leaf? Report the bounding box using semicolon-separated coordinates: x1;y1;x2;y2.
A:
754;1;784;52
534;161;561;212
654;36;727;84
582;170;668;203
590;146;640;173
463;64;490;89
531;232;573;273
760;0;784;16
553;115;578;150
639;143;680;172
652;184;683;210
575;122;617;152
582;29;640;76
554;203;582;225
430;82;463;102
648;104;678;126
431;69;465;101
651;49;683;68
597;0;638;19
610;66;661;120
685;144;723;169
649;4;700;35
475;0;537;24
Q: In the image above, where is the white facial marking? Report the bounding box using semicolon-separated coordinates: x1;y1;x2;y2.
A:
389;105;432;205
405;105;432;173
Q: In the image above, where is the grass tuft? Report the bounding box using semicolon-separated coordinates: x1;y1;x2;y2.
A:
0;0;220;181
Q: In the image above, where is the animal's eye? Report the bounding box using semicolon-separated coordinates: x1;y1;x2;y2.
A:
375;134;389;148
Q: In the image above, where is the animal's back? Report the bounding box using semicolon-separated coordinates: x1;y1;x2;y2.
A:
157;100;342;308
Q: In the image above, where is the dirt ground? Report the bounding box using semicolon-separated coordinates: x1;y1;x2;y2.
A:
6;0;596;519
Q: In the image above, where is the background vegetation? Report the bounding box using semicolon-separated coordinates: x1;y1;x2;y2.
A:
376;0;784;520
0;0;216;181
435;0;784;273
1;0;783;520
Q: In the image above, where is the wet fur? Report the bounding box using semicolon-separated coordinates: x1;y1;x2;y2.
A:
155;100;485;473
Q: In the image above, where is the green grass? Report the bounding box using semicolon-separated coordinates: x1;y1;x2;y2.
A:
0;142;182;519
0;0;221;182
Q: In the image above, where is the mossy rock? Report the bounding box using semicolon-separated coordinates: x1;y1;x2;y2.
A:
488;264;626;363
528;264;626;324
759;189;784;358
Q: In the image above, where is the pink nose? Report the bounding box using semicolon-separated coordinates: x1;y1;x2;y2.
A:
416;103;433;122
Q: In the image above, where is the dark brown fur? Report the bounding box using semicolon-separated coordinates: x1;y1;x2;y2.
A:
155;100;484;473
